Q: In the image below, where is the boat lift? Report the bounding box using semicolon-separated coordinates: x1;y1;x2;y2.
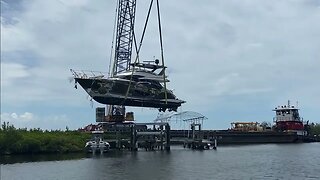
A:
154;111;217;150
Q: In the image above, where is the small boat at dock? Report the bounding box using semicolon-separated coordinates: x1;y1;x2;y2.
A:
85;131;110;154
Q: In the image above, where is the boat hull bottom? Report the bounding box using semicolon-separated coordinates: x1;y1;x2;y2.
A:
75;78;184;111
93;96;181;111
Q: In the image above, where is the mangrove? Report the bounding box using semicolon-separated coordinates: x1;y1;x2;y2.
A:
0;122;90;155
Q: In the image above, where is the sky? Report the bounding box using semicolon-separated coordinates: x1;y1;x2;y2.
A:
1;0;320;130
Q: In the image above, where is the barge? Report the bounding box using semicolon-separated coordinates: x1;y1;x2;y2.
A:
215;101;309;144
171;101;310;144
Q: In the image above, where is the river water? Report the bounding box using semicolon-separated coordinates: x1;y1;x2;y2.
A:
1;143;320;180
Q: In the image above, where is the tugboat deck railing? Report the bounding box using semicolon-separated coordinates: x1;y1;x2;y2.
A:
273;117;303;122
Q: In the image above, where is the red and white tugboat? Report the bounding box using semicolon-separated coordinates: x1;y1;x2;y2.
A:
273;101;306;136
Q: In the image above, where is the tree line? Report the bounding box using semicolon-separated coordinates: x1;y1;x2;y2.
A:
309;123;320;136
1;121;319;155
0;122;90;155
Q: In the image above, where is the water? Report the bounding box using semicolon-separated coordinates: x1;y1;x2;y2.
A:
1;143;320;180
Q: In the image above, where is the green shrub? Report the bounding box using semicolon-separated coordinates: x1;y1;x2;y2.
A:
0;123;91;155
17;137;41;153
310;123;320;135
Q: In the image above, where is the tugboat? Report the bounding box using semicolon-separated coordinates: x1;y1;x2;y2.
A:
273;100;306;136
212;101;307;144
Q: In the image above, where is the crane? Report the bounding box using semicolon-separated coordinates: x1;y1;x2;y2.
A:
71;0;185;118
112;0;136;75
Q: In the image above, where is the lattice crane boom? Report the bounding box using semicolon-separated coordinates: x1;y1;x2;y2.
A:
112;0;137;76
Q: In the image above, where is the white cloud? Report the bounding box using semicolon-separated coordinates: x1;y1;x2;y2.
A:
1;22;35;52
59;0;89;7
0;112;76;130
20;112;34;121
1;0;114;106
1;62;30;86
3;112;32;121
10;112;18;119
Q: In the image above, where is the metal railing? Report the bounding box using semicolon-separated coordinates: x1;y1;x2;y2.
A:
70;69;107;79
273;117;302;122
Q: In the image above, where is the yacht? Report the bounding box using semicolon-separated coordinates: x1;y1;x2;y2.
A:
71;61;185;112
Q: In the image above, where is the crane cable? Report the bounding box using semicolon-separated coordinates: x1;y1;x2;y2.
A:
156;0;168;105
108;0;119;77
107;0;120;115
122;0;168;106
122;0;154;105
